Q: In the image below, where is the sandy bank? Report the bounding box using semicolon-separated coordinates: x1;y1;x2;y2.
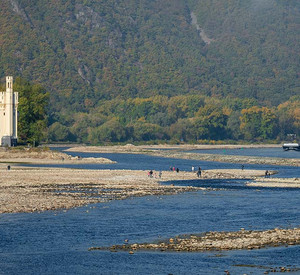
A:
0;160;297;214
0;168;199;214
0;166;276;214
198;169;273;179
66;144;280;153
65;145;300;167
92;227;300;252
247;178;300;188
0;147;114;164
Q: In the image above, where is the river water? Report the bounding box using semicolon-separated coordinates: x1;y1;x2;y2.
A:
0;148;299;274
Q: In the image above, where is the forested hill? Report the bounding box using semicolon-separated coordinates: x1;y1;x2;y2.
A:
0;0;299;113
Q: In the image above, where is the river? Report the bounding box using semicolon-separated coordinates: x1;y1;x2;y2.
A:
0;148;299;274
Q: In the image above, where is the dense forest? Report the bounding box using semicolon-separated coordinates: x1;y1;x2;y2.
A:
47;94;300;144
0;0;299;144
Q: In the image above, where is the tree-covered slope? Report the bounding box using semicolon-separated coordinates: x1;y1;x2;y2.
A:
0;0;299;113
188;0;300;104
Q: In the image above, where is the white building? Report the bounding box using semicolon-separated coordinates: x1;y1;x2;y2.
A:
0;76;19;146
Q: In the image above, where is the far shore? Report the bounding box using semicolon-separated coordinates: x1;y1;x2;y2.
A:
65;143;281;152
65;144;300;167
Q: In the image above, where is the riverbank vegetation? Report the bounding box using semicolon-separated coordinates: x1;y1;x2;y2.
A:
2;78;298;146
48;95;300;144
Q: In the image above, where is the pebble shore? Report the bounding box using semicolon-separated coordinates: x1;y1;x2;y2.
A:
0;148;115;164
0;168;199;213
90;227;300;252
0;145;298;214
0;166;273;214
247;178;300;188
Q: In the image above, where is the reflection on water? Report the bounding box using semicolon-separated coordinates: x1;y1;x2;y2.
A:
1;148;299;274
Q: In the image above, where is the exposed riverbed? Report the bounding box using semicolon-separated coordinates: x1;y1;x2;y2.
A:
0;146;299;274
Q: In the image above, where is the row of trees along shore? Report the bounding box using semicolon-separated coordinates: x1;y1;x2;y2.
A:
49;95;300;145
2;78;298;145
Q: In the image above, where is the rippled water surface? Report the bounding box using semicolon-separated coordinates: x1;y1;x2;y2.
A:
1;149;299;274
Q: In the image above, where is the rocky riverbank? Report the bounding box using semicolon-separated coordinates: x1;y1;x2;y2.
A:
0;168;198;213
89;227;300;252
0;167;272;214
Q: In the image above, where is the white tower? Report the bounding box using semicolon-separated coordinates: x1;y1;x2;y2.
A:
0;76;19;146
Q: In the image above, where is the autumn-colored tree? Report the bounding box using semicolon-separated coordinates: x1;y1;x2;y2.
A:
277;98;300;139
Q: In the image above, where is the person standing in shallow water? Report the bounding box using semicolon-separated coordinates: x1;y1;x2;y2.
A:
149;170;153;178
159;171;162;178
197;167;202;178
265;170;271;178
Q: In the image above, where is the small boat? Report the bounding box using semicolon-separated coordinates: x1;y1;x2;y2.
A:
282;143;300;151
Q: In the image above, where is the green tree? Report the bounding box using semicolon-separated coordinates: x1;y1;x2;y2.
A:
88;118;127;144
48;122;70;142
226;111;242;140
169;118;193;142
240;106;277;140
131;121;166;141
15;78;49;145
193;105;228;140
